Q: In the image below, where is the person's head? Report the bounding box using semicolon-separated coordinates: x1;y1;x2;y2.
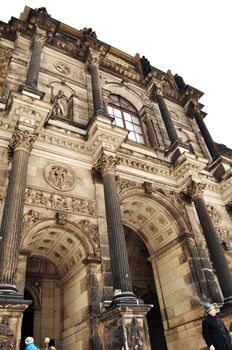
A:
25;337;34;345
205;303;217;316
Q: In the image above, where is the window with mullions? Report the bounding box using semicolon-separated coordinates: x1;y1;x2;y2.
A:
107;95;145;144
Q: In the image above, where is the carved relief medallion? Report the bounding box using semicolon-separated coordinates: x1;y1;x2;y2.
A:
44;164;75;191
54;61;71;75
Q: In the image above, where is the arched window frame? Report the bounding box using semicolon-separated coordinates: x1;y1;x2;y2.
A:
107;95;146;145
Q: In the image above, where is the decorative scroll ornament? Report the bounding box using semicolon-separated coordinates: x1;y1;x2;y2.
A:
44;164;75;191
8;129;37;155
0;316;14;349
226;202;232;219
206;205;221;225
126;318;143;350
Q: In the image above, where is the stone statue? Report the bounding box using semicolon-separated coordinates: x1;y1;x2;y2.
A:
174;74;187;92
83;27;97;39
0;316;14;349
126;318;143;350
140;55;151;77
53;90;70;118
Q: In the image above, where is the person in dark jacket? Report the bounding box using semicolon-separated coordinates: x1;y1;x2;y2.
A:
202;303;232;350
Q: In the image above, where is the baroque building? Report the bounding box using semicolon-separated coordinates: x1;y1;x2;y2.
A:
0;6;232;350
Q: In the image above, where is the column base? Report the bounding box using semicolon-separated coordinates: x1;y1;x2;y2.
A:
18;84;45;100
0;300;31;350
100;303;152;350
110;292;144;308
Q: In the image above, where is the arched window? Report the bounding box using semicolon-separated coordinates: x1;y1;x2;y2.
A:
107;95;145;144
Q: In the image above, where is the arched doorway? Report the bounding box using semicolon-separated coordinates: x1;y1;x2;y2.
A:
125;226;167;350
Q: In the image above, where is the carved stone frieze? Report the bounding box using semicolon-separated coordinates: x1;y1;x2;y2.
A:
8;129;37;155
25;187;96;216
23;209;40;231
44;164;75;191
206;205;221;225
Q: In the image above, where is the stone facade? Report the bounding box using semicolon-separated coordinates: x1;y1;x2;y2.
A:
0;6;232;350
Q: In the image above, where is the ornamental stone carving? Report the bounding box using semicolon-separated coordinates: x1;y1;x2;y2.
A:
87;48;101;66
34;26;47;43
98;153;119;176
126;318;143;350
24;187;95;216
54;61;71;75
77;219;99;248
8;129;37;155
44;164;75;191
23;209;40;231
187;181;205;199
206;205;221;225
0;316;14;349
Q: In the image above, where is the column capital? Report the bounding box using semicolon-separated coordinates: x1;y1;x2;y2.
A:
151;83;163;100
187;181;206;199
98;153;119;176
9;129;37;155
185;99;202;118
33;26;47;44
87;48;101;66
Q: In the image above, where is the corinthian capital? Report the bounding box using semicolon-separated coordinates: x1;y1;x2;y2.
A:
87;48;101;66
185;99;201;118
99;153;119;176
150;83;163;102
34;26;47;44
9;129;37;155
187;181;205;199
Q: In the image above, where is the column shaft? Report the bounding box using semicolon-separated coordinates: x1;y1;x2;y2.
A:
145;116;159;149
194;111;220;161
156;93;179;144
103;173;133;295
26;41;44;87
0;130;35;294
194;196;232;300
0;149;29;291
89;64;104;113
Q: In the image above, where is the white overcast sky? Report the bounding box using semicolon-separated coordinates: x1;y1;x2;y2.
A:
1;0;232;148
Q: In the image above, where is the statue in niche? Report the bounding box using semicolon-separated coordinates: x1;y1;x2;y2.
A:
53;89;71;118
0;316;14;349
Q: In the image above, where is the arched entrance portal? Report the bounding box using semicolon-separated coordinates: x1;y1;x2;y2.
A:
125;226;167;350
20;219;97;350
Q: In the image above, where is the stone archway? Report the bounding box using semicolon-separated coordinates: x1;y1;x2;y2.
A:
119;190;199;348
125;225;168;350
19;219;98;350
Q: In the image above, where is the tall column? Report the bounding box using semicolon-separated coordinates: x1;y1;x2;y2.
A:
25;26;47;88
152;84;179;144
0;129;36;295
186;101;220;161
188;181;232;301
141;107;159;149
87;48;104;114
98;154;136;303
